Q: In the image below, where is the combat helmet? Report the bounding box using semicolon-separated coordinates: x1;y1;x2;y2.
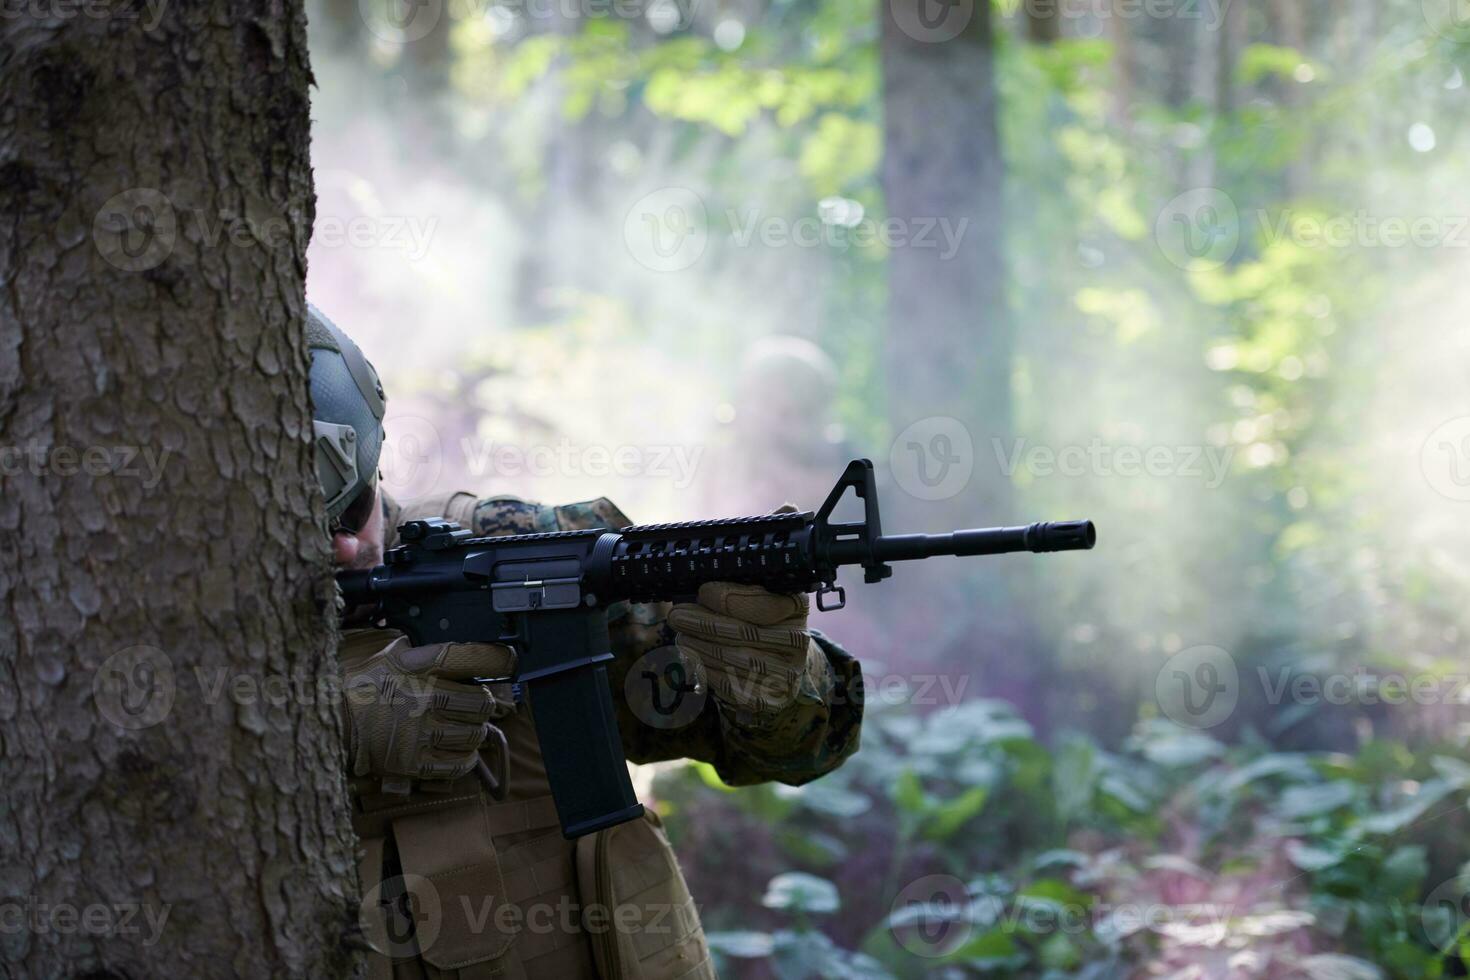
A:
307;304;386;526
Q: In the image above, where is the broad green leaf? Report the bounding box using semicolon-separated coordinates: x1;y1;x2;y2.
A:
891;769;926;815
1286;839;1346;872
1360;779;1456;835
1276;781;1356;820
1297;954;1383;980
763;872;840;914
707;931;775;958
923;786;991;841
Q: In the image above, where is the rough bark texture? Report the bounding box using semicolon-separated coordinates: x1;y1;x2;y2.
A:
0;5;361;978
880;0;1046;721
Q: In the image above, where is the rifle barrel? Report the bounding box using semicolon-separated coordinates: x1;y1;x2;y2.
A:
838;520;1095;565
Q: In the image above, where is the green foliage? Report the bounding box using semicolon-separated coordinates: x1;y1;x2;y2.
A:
662;697;1470;978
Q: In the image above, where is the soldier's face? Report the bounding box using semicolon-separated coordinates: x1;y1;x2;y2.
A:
333;484;385;570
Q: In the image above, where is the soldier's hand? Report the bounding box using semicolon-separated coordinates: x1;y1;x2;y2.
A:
339;630;515;784
666;581;824;729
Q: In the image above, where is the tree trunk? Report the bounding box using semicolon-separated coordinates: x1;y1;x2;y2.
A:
1107;9;1135;129
1267;0;1309;195
1217;0;1249;114
0;7;361;978
881;0;1045;722
1025;2;1061;43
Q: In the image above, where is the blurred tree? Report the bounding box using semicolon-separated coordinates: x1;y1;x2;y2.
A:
880;0;1051;721
0;5;360;976
1025;1;1062;44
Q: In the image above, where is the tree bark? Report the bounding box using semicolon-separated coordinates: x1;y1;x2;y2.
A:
881;0;1046;721
0;6;360;978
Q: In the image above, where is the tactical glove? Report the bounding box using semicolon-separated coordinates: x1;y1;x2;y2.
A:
665;581;827;731
338;629;515;787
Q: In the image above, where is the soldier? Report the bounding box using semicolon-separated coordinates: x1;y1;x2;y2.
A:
307;305;864;978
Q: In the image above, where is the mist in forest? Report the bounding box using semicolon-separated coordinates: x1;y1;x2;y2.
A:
304;0;1470;736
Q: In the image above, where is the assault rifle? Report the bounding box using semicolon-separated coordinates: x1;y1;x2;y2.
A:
338;459;1095;838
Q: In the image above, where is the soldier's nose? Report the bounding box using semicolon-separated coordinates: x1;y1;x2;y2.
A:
333;531;361;566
